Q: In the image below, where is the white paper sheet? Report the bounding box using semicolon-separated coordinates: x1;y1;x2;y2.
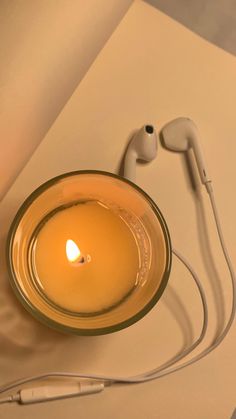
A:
1;1;236;417
0;0;132;200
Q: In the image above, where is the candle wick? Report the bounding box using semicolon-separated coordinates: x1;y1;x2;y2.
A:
72;254;91;266
79;256;85;264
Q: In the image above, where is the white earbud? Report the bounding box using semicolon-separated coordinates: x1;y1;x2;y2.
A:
124;125;158;182
161;117;211;186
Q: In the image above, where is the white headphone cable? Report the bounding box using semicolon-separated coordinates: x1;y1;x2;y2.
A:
0;183;234;403
0;246;208;403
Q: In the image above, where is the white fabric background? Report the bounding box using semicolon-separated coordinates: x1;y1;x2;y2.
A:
146;0;236;56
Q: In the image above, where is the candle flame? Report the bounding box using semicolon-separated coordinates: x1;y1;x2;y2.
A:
66;239;81;262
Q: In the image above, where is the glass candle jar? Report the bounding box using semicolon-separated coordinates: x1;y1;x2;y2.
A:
6;171;171;335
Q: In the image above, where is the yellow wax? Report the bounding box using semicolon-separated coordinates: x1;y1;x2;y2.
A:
34;201;140;313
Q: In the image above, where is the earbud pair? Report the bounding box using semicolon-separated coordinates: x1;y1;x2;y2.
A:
124;117;211;188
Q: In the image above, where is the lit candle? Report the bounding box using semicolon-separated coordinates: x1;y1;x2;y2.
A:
8;171;171;334
33;201;140;313
66;239;87;265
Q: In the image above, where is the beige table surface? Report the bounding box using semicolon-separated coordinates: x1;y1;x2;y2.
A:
1;1;236;418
